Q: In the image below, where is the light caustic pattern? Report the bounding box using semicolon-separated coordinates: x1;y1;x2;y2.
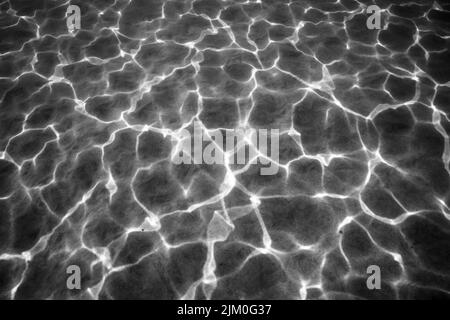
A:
0;0;450;300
